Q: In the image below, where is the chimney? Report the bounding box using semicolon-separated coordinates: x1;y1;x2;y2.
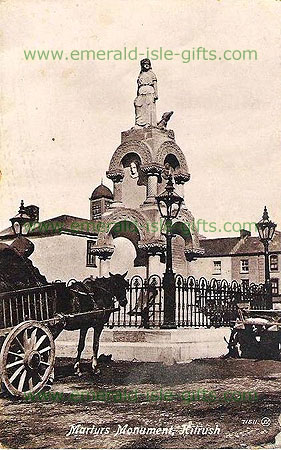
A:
240;229;251;239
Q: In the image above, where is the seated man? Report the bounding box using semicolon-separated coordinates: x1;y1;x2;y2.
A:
0;237;47;292
128;284;158;328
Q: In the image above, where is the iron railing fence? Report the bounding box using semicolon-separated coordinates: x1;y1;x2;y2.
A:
107;275;270;328
0;276;269;331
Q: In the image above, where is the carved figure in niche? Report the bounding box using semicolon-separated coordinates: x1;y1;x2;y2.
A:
127;159;146;186
162;162;174;180
129;160;139;179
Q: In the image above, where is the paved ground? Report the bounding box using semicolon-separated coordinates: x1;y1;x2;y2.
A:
1;357;281;449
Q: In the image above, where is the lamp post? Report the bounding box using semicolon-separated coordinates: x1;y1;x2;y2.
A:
156;175;183;328
10;200;30;237
256;206;277;308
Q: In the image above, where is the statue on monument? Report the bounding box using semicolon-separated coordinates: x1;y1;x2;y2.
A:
134;59;158;128
133;59;174;131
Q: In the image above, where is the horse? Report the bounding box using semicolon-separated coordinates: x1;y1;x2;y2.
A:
68;272;129;376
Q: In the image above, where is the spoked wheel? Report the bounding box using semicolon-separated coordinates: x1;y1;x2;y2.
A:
0;321;55;397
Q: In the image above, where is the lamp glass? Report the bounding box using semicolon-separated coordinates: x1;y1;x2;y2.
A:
13;222;21;236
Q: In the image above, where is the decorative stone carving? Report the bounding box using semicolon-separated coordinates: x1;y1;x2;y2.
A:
107;141;152;173
184;247;205;262
106;170;124;205
138;239;166;256
157;111;173;130
83;62;206;276
90;246;114;260
177;209;194;223
156;141;189;175
141;163;163;178
174;173;191;184
106;170;124;183
129;161;139;179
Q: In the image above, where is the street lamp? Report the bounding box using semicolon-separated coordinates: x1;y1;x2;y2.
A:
256;206;277;308
156;175;184;328
10;200;31;237
256;206;277;284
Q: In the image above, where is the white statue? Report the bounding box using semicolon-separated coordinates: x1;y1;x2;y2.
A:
134;59;158;128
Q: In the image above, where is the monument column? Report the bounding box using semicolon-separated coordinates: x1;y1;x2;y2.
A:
138;240;166;277
99;258;111;277
142;165;162;205
106;171;124;208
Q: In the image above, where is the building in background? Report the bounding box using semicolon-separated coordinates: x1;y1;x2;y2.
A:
0;212;98;282
193;229;281;305
90;183;113;220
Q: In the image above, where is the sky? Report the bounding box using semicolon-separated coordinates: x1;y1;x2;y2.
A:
1;0;281;237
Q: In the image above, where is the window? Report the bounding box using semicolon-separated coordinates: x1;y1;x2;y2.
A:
91;202;101;219
270;255;278;272
213;261;221;275
105;200;112;211
86;240;97;267
240;259;249;273
271;279;279;295
241;279;249;290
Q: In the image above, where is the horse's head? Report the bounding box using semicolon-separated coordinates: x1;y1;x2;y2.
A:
109;271;129;307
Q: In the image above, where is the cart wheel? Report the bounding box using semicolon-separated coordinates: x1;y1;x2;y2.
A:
0;321;55;398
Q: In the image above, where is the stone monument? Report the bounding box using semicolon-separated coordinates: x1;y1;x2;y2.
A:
90;60;203;278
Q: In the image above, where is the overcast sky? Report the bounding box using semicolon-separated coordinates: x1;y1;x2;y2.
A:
1;0;280;237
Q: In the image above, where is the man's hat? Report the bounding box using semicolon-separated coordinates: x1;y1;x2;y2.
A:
10;237;35;258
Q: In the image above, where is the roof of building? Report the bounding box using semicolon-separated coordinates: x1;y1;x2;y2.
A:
199;231;281;257
0;215;98;240
90;184;113;201
199;237;240;257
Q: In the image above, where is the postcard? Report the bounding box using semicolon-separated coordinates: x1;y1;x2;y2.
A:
1;0;281;448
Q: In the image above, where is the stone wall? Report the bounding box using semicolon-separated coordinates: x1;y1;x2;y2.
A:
190;256;232;281
6;234;97;283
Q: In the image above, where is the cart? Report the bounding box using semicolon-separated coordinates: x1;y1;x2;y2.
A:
227;308;281;360
0;281;118;397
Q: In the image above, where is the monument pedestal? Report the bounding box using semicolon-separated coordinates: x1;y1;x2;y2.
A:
56;328;230;365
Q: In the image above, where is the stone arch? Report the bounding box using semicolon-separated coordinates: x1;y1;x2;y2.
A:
108;141;153;173
156;141;189;174
164;153;180;170
110;221;147;268
171;221;193;245
96;208;149;245
111;220;140;250
121;152;142;169
96;209;150;268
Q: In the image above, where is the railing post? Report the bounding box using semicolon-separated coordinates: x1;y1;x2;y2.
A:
265;281;273;309
161;271;176;329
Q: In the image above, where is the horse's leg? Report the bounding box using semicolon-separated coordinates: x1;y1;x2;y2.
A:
74;327;88;376
91;325;103;375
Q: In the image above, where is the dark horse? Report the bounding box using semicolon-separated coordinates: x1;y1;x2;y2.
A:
68;272;128;376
